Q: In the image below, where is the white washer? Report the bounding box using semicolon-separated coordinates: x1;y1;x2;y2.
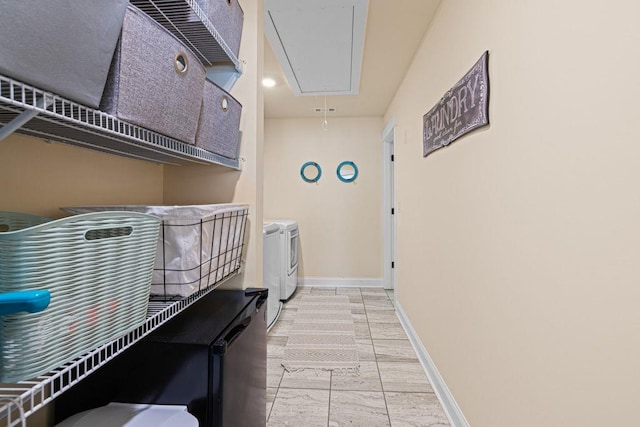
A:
266;219;299;301
263;222;283;330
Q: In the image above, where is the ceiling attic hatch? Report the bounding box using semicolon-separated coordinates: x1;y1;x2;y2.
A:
264;0;368;96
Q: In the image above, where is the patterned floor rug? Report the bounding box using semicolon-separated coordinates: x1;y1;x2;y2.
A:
282;295;359;373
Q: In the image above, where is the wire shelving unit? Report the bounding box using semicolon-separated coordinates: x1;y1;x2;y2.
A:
0;75;240;169
0;0;243;168
130;0;242;72
0;207;249;425
0;1;249;423
0;272;242;427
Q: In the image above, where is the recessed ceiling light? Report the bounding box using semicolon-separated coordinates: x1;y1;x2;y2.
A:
262;78;276;88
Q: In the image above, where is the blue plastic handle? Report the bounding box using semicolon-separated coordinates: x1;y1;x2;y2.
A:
0;290;51;316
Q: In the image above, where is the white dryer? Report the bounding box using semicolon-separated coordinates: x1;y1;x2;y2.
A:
266;219;299;301
263;222;283;330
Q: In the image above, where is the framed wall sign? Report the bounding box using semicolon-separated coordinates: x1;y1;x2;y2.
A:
423;51;490;157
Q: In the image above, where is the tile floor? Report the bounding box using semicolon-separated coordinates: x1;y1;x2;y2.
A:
267;286;450;427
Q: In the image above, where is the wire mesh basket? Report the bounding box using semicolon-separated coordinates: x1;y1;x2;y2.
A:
0;211;160;383
63;204;249;299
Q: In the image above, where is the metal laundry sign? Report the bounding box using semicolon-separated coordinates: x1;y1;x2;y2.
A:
423;51;490;157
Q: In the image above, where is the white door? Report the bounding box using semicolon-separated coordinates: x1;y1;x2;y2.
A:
382;118;396;292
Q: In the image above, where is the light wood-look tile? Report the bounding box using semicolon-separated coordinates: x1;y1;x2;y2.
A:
267;358;285;388
356;339;376;361
372;339;418;363
350;303;366;313
354;322;372;340
310;287;337;295
366;310;400;324
329;390;390;427
364;306;396;315
266;387;277;420
280;367;331;390
336;288;362;297
267;388;330;427
352;311;368;323
331;361;382;392
364;298;395;309
278;309;298;321
362;296;391;304
378;362;433;393
369;322;407;340
281;303;298;312
360;288;388;297
267;335;288;359
266;287;448;426
269;320;294;337
385;392;450;426
344;295;365;304
283;293;304;309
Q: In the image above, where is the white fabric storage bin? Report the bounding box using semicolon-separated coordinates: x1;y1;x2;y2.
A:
0;0;128;108
100;5;206;144
195;80;242;159
55;403;198;427
63;204;249;298
193;0;244;58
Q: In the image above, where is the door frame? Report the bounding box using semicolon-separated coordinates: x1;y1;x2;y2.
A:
382;117;396;295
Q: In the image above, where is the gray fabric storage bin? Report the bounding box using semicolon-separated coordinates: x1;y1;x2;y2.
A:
101;5;206;144
193;0;244;58
195;80;242;159
0;0;127;108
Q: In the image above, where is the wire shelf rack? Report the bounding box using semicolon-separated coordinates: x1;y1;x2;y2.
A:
0;271;242;427
0;75;240;169
130;0;242;72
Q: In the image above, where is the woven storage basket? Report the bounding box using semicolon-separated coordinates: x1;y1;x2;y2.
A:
0;211;160;383
63;205;248;299
100;5;206;144
195;80;242;159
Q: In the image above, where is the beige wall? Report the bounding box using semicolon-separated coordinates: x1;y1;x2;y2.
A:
0;133;163;217
385;1;640;426
264;117;383;279
164;0;264;289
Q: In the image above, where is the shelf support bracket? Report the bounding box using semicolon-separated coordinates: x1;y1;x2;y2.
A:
0;96;51;142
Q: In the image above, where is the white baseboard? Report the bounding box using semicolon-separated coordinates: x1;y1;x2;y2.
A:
395;302;469;427
299;277;383;288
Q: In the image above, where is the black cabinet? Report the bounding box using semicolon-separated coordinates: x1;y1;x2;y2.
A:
55;289;268;427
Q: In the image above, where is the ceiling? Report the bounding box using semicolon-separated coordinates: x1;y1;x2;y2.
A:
264;0;368;96
263;0;442;118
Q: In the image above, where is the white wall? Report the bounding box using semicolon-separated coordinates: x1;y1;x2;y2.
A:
264;117;383;282
385;1;640;426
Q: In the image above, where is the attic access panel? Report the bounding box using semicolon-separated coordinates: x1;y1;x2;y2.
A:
264;0;368;96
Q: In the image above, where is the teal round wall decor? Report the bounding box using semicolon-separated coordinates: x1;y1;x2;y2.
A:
336;161;358;183
300;161;322;183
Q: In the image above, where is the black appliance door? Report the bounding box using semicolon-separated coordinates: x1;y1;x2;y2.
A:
210;291;267;427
